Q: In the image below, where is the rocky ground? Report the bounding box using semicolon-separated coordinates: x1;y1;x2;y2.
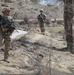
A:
0;0;74;75
0;24;74;75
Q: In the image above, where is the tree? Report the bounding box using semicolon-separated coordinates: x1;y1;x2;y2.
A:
64;0;74;53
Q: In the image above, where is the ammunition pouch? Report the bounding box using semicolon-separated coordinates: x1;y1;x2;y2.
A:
4;24;15;33
0;15;15;34
38;15;44;22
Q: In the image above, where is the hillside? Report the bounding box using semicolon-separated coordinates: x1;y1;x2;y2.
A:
0;0;74;75
0;26;74;75
0;0;64;19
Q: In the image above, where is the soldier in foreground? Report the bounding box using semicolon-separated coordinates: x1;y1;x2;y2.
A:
0;8;15;62
37;9;46;35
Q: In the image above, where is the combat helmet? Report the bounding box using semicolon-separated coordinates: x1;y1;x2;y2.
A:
39;9;43;12
2;7;10;13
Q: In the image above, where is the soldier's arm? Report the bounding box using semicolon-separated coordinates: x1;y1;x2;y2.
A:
37;15;41;21
37;15;39;19
0;15;9;33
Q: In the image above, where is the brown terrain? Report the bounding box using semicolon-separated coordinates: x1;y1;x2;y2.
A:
0;0;74;75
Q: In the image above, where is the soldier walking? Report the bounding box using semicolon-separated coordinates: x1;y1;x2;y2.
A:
0;8;15;62
37;9;46;35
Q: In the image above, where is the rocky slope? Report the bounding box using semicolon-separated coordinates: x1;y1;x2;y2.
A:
0;26;74;75
0;0;74;75
0;0;64;19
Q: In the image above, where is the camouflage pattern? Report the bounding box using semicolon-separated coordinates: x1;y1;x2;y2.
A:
37;13;46;34
2;8;10;13
0;15;13;61
39;22;45;33
3;33;11;60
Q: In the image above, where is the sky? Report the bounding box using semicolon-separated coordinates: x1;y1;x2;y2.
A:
40;0;63;5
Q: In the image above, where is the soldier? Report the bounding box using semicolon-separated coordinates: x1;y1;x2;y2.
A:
0;8;15;62
37;9;46;35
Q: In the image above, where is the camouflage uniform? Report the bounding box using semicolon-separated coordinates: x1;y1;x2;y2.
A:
0;8;15;62
2;33;11;61
37;9;46;34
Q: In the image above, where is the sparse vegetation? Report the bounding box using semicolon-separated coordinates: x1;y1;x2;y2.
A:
0;0;74;75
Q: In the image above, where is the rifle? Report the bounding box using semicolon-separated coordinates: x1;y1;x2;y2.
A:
39;15;44;22
15;29;19;33
1;16;16;34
